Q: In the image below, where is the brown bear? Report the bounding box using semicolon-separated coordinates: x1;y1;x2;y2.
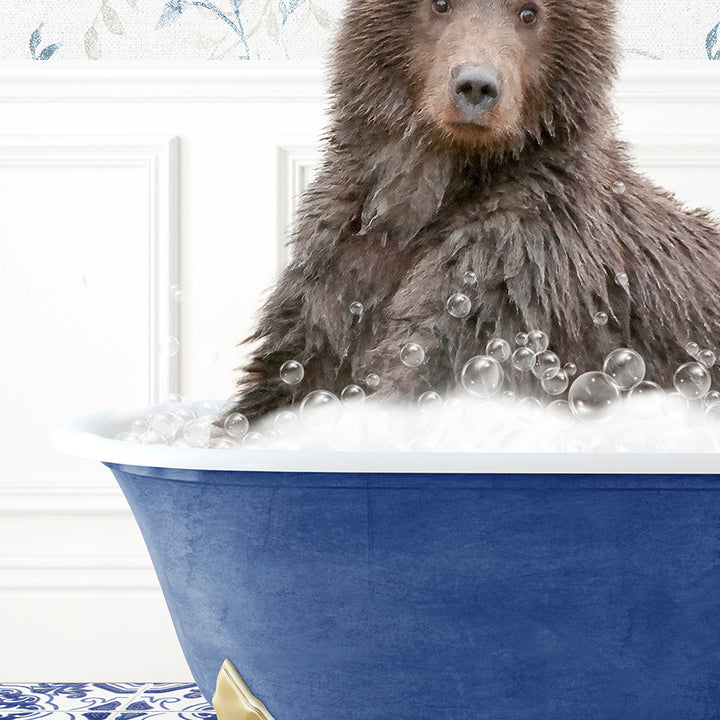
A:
225;0;720;421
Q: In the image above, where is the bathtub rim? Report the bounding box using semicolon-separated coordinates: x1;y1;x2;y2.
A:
52;401;720;475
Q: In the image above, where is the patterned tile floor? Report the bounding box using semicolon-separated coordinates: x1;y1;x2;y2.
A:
0;683;216;720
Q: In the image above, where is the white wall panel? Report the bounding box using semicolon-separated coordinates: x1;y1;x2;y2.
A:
276;140;322;269
0;62;718;681
0;136;179;485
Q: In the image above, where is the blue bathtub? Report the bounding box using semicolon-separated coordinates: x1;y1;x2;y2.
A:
54;403;720;720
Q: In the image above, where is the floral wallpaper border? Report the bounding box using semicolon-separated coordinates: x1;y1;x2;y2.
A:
2;0;720;62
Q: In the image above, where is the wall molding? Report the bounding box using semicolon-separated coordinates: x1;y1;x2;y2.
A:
0;491;157;591
0;485;127;514
0;487;156;591
629;135;720;167
0;62;328;103
0;555;157;591
276;140;322;269
0;61;717;104
0;135;180;403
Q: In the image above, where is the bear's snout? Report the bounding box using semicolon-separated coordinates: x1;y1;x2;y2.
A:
450;63;503;119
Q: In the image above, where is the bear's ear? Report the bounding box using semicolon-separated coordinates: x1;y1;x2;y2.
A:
359;143;454;242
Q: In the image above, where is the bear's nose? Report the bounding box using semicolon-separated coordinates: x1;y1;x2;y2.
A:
450;64;503;116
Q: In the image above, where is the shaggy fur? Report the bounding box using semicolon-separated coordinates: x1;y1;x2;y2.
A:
226;0;720;420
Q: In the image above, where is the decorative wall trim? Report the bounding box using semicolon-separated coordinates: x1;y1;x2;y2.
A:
0;486;156;591
276;140;322;269
0;62;328;103
0;486;128;514
630;135;720;167
0;555;157;591
615;63;720;103
0;61;716;104
0;136;180;403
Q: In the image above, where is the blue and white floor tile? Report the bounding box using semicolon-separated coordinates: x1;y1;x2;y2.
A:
0;683;215;720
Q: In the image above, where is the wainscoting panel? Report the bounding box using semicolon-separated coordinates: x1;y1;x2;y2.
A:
0;61;718;680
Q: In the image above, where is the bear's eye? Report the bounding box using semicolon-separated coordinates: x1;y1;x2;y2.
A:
519;5;538;24
432;0;451;14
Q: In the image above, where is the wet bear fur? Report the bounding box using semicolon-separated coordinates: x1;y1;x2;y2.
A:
226;0;720;420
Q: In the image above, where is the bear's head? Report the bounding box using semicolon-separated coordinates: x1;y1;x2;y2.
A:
330;0;619;154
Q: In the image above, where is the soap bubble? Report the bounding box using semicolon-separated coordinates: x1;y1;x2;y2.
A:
418;390;443;415
169;284;184;302
542;368;569;395
685;342;700;357
593;312;608;326
705;390;720;408
224;412;249;439
511;346;536;372
242;431;266;450
515;332;528;346
150;411;177;439
165;393;184;403
197;401;219;419
568;372;622;422
603;348;646;390
159;335;180;357
183;418;212;447
615;273;629;289
341;384;366;406
349;301;364;316
274;410;300;435
463;271;478;285
461;355;504;398
300;390;342;430
279;360;305;385
704;404;720;427
400;343;425;368
81;269;101;291
627;380;664;418
208;436;237;449
365;373;380;388
518;396;543;423
673;362;711;400
486;338;511;362
446;293;472;318
175;408;195;424
546;399;573;426
131;418;148;435
612;181;626;195
526;330;549;353
697;349;716;368
532;350;561;379
564;363;577;377
140;430;168;445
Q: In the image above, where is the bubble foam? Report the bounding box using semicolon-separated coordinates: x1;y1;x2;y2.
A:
114;340;720;454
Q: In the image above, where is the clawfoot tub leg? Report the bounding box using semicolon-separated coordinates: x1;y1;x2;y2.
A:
212;659;277;720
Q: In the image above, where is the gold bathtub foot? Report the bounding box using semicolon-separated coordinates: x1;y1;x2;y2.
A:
212;658;277;720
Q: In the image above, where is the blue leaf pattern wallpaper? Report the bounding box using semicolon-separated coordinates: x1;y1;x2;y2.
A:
1;0;719;62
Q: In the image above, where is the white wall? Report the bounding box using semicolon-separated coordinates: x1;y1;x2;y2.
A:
0;61;719;680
